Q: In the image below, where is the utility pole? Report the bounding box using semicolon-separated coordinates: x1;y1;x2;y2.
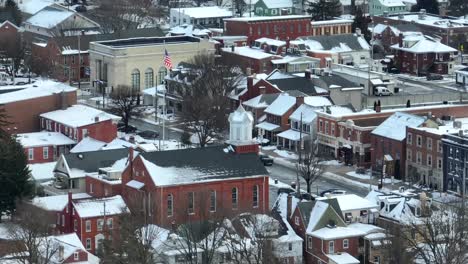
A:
296;113;303;194
78;30;84;90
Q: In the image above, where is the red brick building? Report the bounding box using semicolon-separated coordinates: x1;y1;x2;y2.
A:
17;132;76;164
223;15;312;44
0;82;77;134
85;174;123;198
221;46;282;73
391;34;458;76
121;146;269;229
39;104;120;143
0;20;21;56
71;195;128;254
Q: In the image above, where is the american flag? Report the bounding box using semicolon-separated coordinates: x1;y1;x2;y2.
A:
164;49;173;69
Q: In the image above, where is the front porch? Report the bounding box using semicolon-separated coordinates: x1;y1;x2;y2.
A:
276;129;309;152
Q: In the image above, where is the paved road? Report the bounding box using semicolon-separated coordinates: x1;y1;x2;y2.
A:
267;163;369;208
129;118;182;141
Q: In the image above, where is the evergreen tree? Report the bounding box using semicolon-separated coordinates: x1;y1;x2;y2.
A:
410;0;439;15
448;0;468;17
352;7;372;42
307;0;342;21
0;112;33;220
3;0;22;26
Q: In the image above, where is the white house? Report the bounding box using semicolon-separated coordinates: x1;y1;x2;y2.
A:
169;6;233;27
455;67;468;89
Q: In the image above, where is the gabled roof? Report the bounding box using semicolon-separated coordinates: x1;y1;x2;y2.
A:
172;6;233;19
298;34;370;52
31;193;91;211
267;75;318;95
264;93;296;116
25;5;74;29
289;104;318;123
40;233;86;263
139;146;268;187
59;148;129;177
317;194;379;212
306;200;346;234
243;93;279;109
314;74;360;89
0;80;76;104
371;112;426;141
0;20;20;30
391;35;457;54
260;0;293;8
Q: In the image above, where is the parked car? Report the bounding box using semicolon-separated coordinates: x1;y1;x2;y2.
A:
374;86;393;96
137;130;159;139
259;154;274;166
426;73;443;81
388;67;400;74
118;122;137;133
75;5;87;12
320;189;347;197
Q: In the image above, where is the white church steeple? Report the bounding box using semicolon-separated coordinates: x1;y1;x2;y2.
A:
226;104;258;154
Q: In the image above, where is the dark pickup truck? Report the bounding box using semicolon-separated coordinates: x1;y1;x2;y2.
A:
259;155;274;166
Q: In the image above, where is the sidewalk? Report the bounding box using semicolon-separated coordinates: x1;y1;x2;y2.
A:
260;146;408;192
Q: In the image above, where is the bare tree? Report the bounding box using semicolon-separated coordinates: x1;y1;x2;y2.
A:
397;202;468;264
109;85;140;132
296;136;325;194
176;52;242;147
7;202;58;264
89;0;166;34
225;214;278;264
233;0;248;17
100;195;165;264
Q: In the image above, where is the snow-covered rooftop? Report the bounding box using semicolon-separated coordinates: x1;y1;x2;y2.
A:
73;195;128;218
264;93;296;116
414;118;468;135
172;6;232;18
304;96;332;108
0;80;76;104
17;132;76;148
25;6;74;29
311;19;354;26
224;15;310;22
29;161;57;182
277;129;304;141
311;226;366;240
32;193;91;211
222;46;280;59
289;104;317;123
256;121;281;131
40;105;121;128
255;37;286;47
262;0;293;8
378;0;405;7
16;0;54;15
387;13;468;29
306;201;329;234
327;252;360;264
317;194;379;212
229;104;254;123
70;137;107;153
371;112;426;141
41;233;86;263
391;35;457;54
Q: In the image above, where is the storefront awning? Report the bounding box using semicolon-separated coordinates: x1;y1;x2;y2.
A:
277;129;305;141
256;122;281;132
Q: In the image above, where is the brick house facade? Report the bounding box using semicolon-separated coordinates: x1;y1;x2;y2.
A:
0;20;21;56
120;147;269;229
0;86;77;134
224;15;312;44
221;46;282;73
39;105;120;143
17;132;76;164
406;126;444;190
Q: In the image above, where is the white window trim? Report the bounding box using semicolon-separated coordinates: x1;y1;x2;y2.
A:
85;220;91;232
343;239;349;249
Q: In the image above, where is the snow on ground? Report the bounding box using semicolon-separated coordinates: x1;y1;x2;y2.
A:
324;171;376;190
319;160;342;166
346;171;371;180
261;146;277;151
269;178;294;189
274;149;298;160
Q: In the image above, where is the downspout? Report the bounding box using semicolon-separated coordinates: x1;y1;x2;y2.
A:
160;186;163;226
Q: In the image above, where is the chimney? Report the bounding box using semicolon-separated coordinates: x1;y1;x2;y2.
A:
231;45;235;52
247;75;254;89
94;116;99;123
286;37;290;49
286;194;292;219
305;68;311;79
296;96;304;107
60;91;68;110
419;9;426;20
259;86;266;94
398;33;403;47
129;146;134;161
129;135;135;144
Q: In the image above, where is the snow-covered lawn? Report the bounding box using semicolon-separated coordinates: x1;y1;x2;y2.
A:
274;149;298;160
319;160;342;166
269;178;294;189
261;146;277;151
346;171;371;180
